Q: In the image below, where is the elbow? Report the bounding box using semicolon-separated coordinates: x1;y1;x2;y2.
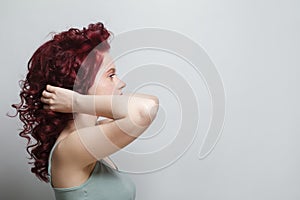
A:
136;97;159;126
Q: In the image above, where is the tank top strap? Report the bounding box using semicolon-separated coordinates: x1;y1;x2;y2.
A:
48;140;61;184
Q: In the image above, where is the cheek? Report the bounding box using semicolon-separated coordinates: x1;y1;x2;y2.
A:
94;80;115;95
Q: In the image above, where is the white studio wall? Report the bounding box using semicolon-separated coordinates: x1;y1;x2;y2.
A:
1;0;299;199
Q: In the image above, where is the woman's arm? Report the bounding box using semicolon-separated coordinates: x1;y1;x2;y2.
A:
41;85;159;121
42;85;159;168
56;105;159;169
73;93;158;122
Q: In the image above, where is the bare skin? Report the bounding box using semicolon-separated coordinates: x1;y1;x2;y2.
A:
42;52;159;188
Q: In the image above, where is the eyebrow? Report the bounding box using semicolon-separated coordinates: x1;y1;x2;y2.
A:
106;67;116;74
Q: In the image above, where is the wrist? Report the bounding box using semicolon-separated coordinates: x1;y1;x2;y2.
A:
73;92;82;113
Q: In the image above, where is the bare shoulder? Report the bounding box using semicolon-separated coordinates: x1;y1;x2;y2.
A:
52;115;147;171
52;118;116;170
51;137;97;188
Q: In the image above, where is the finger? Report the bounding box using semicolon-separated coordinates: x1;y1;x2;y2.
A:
43;105;50;110
46;84;55;92
41;97;50;104
42;90;53;98
40;96;46;103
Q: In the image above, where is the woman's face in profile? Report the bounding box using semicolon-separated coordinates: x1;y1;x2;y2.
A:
87;52;126;96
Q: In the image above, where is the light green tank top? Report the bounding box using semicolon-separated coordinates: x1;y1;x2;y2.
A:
47;141;136;200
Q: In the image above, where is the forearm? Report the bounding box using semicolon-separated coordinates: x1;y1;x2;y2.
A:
74;93;158;120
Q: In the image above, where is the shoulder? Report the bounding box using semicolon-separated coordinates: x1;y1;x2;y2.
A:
51;118;113;169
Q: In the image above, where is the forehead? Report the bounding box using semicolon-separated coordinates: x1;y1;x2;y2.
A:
96;52;116;77
102;52;116;71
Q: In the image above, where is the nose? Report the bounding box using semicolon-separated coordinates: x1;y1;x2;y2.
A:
117;78;126;90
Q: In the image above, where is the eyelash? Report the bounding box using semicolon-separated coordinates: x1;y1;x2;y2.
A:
109;73;117;78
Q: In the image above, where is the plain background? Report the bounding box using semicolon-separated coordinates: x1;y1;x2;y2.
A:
1;0;299;199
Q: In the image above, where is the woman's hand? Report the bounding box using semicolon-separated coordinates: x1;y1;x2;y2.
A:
40;84;79;113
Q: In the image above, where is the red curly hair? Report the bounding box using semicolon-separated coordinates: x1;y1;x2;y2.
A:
10;22;111;182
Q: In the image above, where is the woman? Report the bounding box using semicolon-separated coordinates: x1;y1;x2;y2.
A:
11;22;159;200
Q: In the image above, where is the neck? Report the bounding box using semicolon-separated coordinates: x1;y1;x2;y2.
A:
61;113;98;137
74;113;98;129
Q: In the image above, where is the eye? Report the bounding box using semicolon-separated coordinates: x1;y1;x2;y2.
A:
109;73;117;79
